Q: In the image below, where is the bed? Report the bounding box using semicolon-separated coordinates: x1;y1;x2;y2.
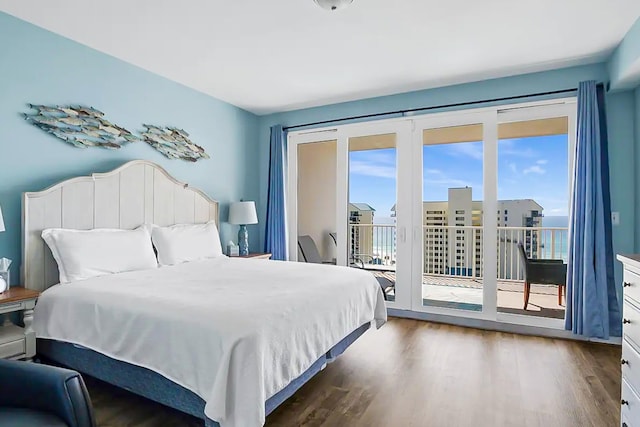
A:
22;160;387;427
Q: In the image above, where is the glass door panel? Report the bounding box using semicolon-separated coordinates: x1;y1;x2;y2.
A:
296;140;338;263
348;133;397;302
496;117;569;320
421;124;485;311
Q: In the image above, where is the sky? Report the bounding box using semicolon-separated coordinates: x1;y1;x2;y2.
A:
348;134;569;220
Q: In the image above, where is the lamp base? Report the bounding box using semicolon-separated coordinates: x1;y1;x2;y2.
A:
238;225;249;256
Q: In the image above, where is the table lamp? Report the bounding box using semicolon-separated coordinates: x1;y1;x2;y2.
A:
0;205;6;293
229;201;258;256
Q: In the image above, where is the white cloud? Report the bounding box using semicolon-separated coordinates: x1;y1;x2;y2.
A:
549;208;567;214
523;165;546;175
423;168;476;189
447;143;483;160
499;140;537;158
508;163;518;174
425;178;472;188
536;159;548;165
425;168;441;175
353;151;395;165
350;160;396;179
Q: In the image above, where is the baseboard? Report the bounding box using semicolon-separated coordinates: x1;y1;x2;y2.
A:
387;308;622;345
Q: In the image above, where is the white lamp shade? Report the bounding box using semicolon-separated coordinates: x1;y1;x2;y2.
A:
229;201;258;225
0;205;4;233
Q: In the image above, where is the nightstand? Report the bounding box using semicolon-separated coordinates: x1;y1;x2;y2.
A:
238;253;272;260
0;287;39;361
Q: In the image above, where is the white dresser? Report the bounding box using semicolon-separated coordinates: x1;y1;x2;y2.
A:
617;255;640;427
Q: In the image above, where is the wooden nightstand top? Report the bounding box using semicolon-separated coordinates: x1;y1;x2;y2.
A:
238;253;272;259
0;287;40;304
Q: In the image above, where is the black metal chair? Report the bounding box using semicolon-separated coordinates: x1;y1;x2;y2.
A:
517;242;567;310
0;359;96;427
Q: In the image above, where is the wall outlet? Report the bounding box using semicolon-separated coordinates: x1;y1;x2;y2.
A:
612;211;620;226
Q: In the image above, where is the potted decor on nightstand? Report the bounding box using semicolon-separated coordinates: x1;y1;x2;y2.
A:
0;205;7;294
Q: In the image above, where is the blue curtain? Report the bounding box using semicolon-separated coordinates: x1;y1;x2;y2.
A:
264;125;288;260
565;81;621;338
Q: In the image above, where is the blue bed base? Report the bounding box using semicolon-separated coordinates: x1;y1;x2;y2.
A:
37;322;371;426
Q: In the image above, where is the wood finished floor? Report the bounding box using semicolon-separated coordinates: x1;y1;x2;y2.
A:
85;318;621;427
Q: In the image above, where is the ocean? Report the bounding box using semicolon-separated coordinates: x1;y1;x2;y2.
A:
540;216;569;261
371;217;396;260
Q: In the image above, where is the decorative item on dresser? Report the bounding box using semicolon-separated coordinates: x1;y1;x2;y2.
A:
617;254;640;426
228;201;258;256
0;287;39;360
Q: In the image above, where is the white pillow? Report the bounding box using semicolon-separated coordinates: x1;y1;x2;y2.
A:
42;226;158;284
151;221;223;266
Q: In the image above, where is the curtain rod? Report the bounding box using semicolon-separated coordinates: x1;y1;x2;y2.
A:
283;86;589;131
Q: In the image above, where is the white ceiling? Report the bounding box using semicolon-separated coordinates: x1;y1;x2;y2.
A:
1;0;639;115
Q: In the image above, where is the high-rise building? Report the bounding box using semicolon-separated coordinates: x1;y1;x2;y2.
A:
348;203;375;262
422;188;543;278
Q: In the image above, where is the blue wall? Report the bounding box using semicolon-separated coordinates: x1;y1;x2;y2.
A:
609;17;640;89
257;63;637;290
636;86;640;249
0;12;260;285
606;90;637;292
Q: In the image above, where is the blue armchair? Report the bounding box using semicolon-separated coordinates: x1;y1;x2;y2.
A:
0;359;96;427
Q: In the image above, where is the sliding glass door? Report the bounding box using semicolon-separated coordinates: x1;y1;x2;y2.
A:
411;112;497;317
288;122;411;309
495;103;575;328
342;121;412;309
288;99;576;328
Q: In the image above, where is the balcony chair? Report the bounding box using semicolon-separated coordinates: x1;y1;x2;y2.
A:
0;359;96;427
517;242;567;310
298;235;336;264
328;232;395;301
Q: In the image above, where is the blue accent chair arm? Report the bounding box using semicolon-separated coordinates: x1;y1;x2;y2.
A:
0;359;96;427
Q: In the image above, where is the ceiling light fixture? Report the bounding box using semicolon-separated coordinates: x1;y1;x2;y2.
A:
313;0;354;11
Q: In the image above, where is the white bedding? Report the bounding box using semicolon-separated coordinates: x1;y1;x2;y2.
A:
33;257;387;427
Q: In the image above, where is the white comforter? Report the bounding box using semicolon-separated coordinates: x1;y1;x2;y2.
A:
34;257;387;427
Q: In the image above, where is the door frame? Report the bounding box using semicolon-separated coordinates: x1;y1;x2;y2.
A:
410;110;498;320
286;97;577;329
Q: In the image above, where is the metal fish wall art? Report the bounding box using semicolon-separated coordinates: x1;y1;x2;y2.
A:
141;125;209;162
24;104;139;149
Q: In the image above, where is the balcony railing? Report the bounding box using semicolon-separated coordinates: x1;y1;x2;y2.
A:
348;224;568;281
349;224;396;268
496;226;568;281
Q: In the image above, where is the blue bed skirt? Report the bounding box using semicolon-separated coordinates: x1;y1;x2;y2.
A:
37;322;371;426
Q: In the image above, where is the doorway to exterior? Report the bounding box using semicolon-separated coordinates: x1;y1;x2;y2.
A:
288;99;576;331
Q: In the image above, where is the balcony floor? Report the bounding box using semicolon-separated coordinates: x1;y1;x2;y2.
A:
373;271;565;319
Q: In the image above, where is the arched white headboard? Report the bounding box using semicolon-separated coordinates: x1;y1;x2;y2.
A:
22;160;219;291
